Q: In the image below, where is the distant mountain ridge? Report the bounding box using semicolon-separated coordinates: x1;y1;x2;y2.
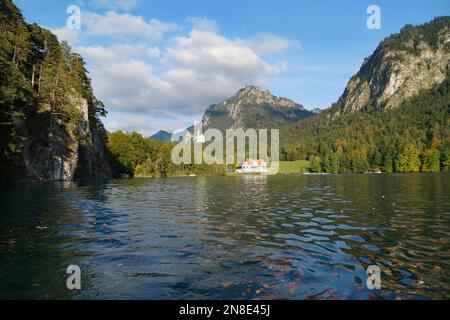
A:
200;86;313;131
150;130;172;143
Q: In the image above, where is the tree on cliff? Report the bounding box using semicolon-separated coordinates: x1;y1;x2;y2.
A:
0;0;111;182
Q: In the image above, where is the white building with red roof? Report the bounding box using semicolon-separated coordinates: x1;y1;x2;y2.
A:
236;159;268;174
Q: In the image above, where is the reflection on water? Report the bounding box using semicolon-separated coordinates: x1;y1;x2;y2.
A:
0;174;449;300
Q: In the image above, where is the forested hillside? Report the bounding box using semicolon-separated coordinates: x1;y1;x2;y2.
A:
281;74;450;173
0;0;111;182
280;17;450;173
108;131;226;177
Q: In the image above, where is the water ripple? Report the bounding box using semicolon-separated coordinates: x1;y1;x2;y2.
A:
0;174;449;299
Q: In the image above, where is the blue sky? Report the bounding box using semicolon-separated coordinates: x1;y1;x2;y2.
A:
15;0;450;135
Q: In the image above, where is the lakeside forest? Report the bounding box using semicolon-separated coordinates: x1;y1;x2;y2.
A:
0;0;449;181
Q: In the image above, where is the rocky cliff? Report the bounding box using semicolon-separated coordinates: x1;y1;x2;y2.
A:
332;17;450;116
0;0;111;182
201;86;313;131
13;91;112;183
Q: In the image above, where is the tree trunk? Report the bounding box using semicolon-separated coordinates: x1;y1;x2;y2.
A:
38;37;48;94
38;63;42;93
31;64;36;87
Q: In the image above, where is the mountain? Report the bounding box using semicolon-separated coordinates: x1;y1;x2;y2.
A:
150;130;172;143
331;17;450;116
200;86;313;131
281;17;450;173
0;0;112;182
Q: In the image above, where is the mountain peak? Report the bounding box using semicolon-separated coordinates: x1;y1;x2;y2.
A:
201;86;313;131
238;85;265;95
226;85;301;110
332;17;450;116
150;130;172;143
231;85;269;101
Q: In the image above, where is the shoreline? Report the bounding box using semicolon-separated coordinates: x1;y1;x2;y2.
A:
2;171;448;185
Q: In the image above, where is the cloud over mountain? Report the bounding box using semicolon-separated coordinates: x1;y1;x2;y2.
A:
53;12;294;133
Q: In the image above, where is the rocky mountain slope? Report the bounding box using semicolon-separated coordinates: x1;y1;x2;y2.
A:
332;17;450;116
0;0;111;182
280;17;450;172
201;86;313;131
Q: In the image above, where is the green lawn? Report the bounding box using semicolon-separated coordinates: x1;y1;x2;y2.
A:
276;160;311;174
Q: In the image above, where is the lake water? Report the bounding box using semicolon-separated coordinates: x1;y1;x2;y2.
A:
0;174;449;300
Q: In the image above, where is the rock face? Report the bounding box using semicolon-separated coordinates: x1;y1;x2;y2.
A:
19;95;112;182
201;86;313;131
333;17;450;116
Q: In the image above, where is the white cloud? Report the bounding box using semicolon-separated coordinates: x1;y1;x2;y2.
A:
238;33;300;55
187;17;218;33
91;0;138;11
91;60;171;113
105;112;201;136
82;26;288;117
82;11;177;40
51;10;176;46
165;30;286;78
61;15;295;132
77;44;160;62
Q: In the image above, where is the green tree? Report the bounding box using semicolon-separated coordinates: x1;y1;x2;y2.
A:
329;152;341;173
422;149;440;172
383;154;394;173
395;144;421;172
11;21;30;68
345;149;369;173
309;155;322;173
322;151;340;173
107;131;154;174
440;145;450;171
321;153;331;173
